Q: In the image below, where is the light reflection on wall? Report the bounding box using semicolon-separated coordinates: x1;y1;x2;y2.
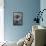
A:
0;0;4;42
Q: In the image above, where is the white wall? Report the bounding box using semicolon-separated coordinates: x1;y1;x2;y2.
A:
40;0;46;45
40;0;46;27
40;0;46;9
0;0;4;42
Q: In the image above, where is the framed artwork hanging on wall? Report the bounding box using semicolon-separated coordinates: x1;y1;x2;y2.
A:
13;12;23;25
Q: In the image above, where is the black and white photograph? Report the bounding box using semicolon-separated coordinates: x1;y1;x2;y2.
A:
13;12;23;25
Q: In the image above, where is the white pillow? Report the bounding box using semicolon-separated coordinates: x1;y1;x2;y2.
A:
17;37;25;46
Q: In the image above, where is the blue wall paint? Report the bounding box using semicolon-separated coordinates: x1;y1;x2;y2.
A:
4;0;40;42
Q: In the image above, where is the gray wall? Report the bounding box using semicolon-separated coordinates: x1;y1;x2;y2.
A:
4;0;40;42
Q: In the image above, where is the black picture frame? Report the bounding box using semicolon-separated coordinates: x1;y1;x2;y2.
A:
13;12;23;25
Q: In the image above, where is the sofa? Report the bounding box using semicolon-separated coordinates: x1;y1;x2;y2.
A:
2;25;46;46
31;25;46;46
17;25;46;46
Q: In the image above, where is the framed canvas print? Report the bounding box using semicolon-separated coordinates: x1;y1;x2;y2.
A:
13;12;23;25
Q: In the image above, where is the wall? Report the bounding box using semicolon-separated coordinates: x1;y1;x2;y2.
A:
40;0;46;26
4;0;40;42
40;0;46;45
0;0;4;42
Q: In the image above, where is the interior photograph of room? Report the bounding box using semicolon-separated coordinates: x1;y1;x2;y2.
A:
0;0;46;46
